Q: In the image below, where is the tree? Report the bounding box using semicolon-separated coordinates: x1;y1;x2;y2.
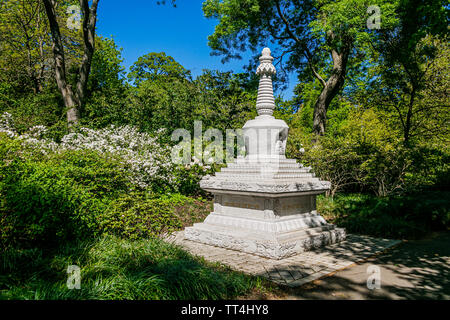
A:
128;52;191;85
126;52;195;133
368;0;449;145
202;0;397;136
194;70;258;130
88;37;126;92
83;37;129;128
128;77;198;134
43;0;99;126
0;0;52;94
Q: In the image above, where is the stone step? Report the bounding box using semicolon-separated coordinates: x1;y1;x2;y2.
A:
214;172;316;179
188;222;335;242
203;213;329;233
234;158;301;165
221;168;312;173
228;163;304;169
225;164;309;170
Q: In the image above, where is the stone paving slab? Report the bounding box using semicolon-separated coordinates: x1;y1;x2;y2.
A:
167;232;401;287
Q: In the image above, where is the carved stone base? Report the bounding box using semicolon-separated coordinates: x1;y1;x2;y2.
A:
184;193;346;260
184;222;346;260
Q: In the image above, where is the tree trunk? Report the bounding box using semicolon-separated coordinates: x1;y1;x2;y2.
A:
273;1;352;137
76;0;99;104
312;45;351;136
403;87;415;146
43;0;99;127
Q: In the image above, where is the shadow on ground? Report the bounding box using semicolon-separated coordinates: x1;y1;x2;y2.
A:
278;231;450;300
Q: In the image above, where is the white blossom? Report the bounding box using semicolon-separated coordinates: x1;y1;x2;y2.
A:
0;112;17;138
0;112;215;190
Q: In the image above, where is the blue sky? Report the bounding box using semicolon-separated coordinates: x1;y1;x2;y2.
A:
95;0;297;99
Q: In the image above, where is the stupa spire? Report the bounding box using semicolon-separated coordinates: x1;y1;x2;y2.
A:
255;47;276;116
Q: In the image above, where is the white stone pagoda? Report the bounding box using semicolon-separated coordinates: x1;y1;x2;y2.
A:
184;48;346;259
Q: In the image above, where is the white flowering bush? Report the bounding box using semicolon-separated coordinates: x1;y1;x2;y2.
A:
0;112;16;138
0;112;181;190
59;126;175;189
1;113;219;247
0;112;221;195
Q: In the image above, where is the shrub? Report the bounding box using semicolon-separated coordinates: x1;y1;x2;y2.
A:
59;125;175;191
318;192;450;239
171;163;219;196
1;112;217;195
0;92;65;139
99;193;183;240
99;192;212;240
165;193;212;226
289;108;449;197
0;147;132;248
0;132;213;248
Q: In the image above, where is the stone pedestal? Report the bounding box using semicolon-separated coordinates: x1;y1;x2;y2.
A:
184;158;346;259
184;48;345;259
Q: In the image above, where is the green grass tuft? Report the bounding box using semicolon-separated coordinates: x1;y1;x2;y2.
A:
0;235;262;300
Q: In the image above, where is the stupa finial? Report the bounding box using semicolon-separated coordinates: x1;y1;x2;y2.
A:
255;47;276;116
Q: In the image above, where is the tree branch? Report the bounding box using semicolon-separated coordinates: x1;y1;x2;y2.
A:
304;49;326;87
274;0;326;87
274;0;302;45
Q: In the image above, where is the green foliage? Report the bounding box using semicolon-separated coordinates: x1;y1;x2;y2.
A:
0;133;214;249
0;0;85;96
0;34;129;136
82;87;130;129
99;193;183;240
310;0;398;47
0;0;51;94
0;0;448;275
0;236;263;300
0;133;22;163
289;79;354;135
83;37;129;128
318;192;450;239
404;144;450;190
0;145;132;248
194;70;257;130
353;0;449;145
128;52;191;85
202;0;398;134
0;90;66;138
289;106;449;196
162;193;212;226
124;66;258;140
89;37;126;92
128;77;197;134
171;163;221;197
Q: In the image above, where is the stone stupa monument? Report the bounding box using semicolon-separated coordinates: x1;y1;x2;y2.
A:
184;48;346;259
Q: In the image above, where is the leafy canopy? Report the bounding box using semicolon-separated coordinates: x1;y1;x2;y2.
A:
202;0;398;75
128;52;191;85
